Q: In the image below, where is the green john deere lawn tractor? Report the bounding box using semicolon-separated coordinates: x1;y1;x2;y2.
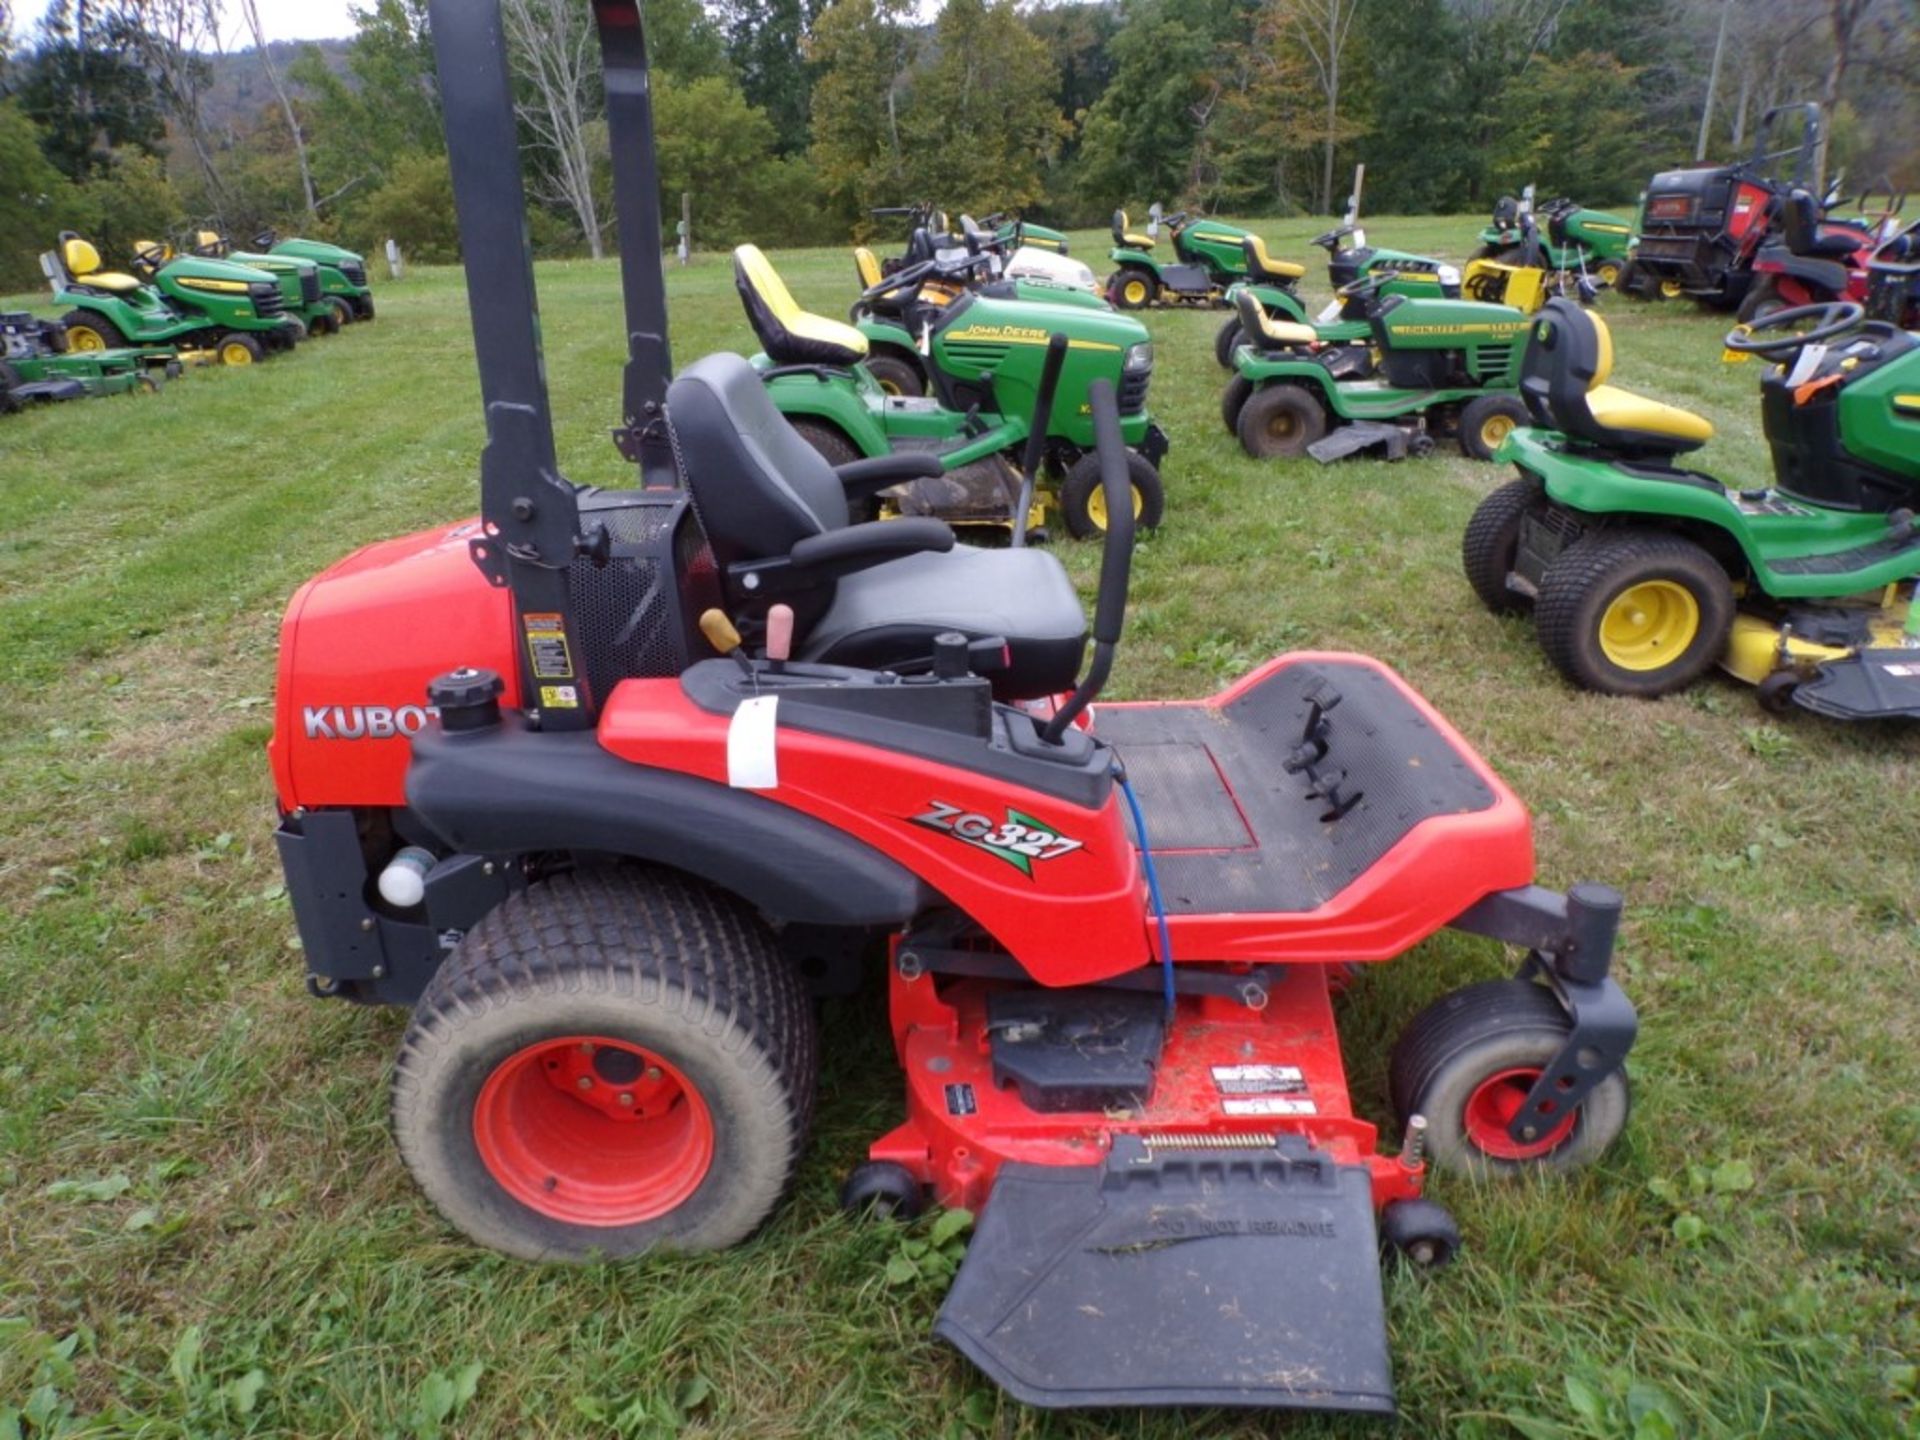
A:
1221;271;1534;463
1464;297;1920;719
0;310;180;413
1105;208;1284;309
1213;222;1463;368
45;233;303;365
850;218;1108;397
257;230;376;323
187;230;339;337
736;243;1168;539
1475;189;1634;288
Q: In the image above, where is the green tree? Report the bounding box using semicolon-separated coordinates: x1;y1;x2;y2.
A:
1490;52;1648;204
638;75;827;248
718;0;821;153
806;0;917;227
900;0;1068;216
0;97;81;287
359;150;460;260
11;2;165;179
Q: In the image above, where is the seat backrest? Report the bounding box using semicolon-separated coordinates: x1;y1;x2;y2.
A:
1780;188;1820;254
1517;296;1611;435
733;244;869;367
665;351;851;572
854;246;883;290
193;229;227;257
1233;287;1316;348
1112;210;1129;246
62;235;102;278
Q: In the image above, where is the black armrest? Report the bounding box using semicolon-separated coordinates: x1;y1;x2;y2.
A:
834;451;945;500
729;519;956;598
790;518;953;572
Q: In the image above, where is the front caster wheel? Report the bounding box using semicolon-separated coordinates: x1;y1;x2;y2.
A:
1380;1198;1461;1268
1389;978;1629;1178
840;1161;924;1220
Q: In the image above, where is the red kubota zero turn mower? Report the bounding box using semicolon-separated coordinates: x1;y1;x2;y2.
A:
269;0;1640;1414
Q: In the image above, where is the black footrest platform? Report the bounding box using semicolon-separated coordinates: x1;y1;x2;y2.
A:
935;1136;1393;1413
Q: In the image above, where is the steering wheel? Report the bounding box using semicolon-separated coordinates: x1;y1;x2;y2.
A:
253;228;278;249
1872;216;1920;264
1335;269;1393;301
131;241;169;273
1310;225;1353;252
858;255;942;308
1722;300;1865;357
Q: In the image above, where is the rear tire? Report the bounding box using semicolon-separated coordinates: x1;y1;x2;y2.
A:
789;419;863;468
1615;261;1655;301
1235;383;1327;459
1462;475;1548;613
59;310;129;350
1214;318;1245;368
864;352;925;398
1736;277;1792;325
1220;374;1254;435
0;360;20;413
1457;393;1530;461
1059;450;1165;540
391;868;816;1261
328;295;356;328
1110;267;1155;310
1390;978;1630;1178
1535;531;1734;697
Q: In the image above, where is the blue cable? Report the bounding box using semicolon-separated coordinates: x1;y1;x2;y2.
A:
1116;766;1176;1017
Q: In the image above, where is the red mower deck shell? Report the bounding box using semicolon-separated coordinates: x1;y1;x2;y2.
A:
269;519;517;809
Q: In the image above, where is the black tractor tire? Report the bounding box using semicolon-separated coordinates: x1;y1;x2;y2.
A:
1735;277;1794;325
1534;530;1734;698
391;867;817;1261
59;310;130;351
307;310;338;338
789;419;864;468
328;295;356;328
1389;978;1630;1179
0;361;21;413
1590;257;1625;290
1380;1198;1461;1268
1493;246;1528;266
1059;449;1166;540
1220;373;1254;435
1462;475;1549;614
1236;382;1328;459
1110;267;1156;310
216;332;267;366
1457;393;1531;462
1614;261;1655;301
864;351;925;398
1214;317;1245;368
840;1161;924;1220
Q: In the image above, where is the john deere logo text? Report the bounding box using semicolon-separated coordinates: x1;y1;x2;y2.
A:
911;801;1083;875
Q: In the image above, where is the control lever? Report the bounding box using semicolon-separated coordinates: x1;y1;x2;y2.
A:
1012;334;1070;548
766;603;794;672
698;608;755;677
1281;678;1363;821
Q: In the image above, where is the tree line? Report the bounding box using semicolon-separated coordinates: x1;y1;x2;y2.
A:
2;0;1915;288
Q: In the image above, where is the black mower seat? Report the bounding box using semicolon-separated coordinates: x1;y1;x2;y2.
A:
1112;211;1155;250
1233;288;1317;348
1520;298;1714;456
733;244;869;369
667;351;1086;697
1781;190;1866;259
1243;235;1307;282
59;237;143;293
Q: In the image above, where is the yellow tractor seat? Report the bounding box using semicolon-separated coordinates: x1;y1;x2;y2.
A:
1111;210;1156;250
733;244;869;369
1244;234;1306;282
1233;288;1318;349
1518;298;1713;455
193;229;228;257
59;235;145;292
853;246;883;290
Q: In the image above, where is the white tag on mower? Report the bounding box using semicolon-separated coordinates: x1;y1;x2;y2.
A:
727;695;779;790
1223;1096;1318;1117
1317;300;1344;323
1783;343;1828;389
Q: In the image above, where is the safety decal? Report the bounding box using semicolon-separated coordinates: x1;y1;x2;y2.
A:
945;1083;977;1117
1211;1064;1308;1097
910;801;1084;875
1223;1097;1318;1117
522;612;575;681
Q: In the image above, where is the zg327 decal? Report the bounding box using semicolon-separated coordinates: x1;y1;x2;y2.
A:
910;801;1084;876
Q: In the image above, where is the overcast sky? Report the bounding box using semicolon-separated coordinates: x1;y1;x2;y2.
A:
14;0;364;44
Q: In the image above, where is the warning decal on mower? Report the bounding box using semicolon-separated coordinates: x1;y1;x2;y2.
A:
521;612;575;681
1211;1064;1308;1096
910;801;1084;876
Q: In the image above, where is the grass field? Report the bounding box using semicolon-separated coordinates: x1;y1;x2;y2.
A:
2;213;1917;1439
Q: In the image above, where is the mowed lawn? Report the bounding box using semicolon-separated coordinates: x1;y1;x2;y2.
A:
2;214;1917;1439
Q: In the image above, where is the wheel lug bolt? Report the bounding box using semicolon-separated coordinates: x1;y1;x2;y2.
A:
618;1092;634;1107
644;1066;663;1081
577;1042;595;1055
576;1076;593;1091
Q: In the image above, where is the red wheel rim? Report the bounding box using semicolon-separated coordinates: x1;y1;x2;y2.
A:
473;1035;714;1226
1462;1066;1579;1161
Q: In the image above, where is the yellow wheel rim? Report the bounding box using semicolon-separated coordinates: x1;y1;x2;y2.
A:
1123;278;1149;305
1265;410;1300;441
221;341;255;366
1086;482;1144;532
1596;261;1621;286
1480;413;1518;449
1659;279;1685;299
1599;580;1699;671
876;376;903;396
68;326;107;351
